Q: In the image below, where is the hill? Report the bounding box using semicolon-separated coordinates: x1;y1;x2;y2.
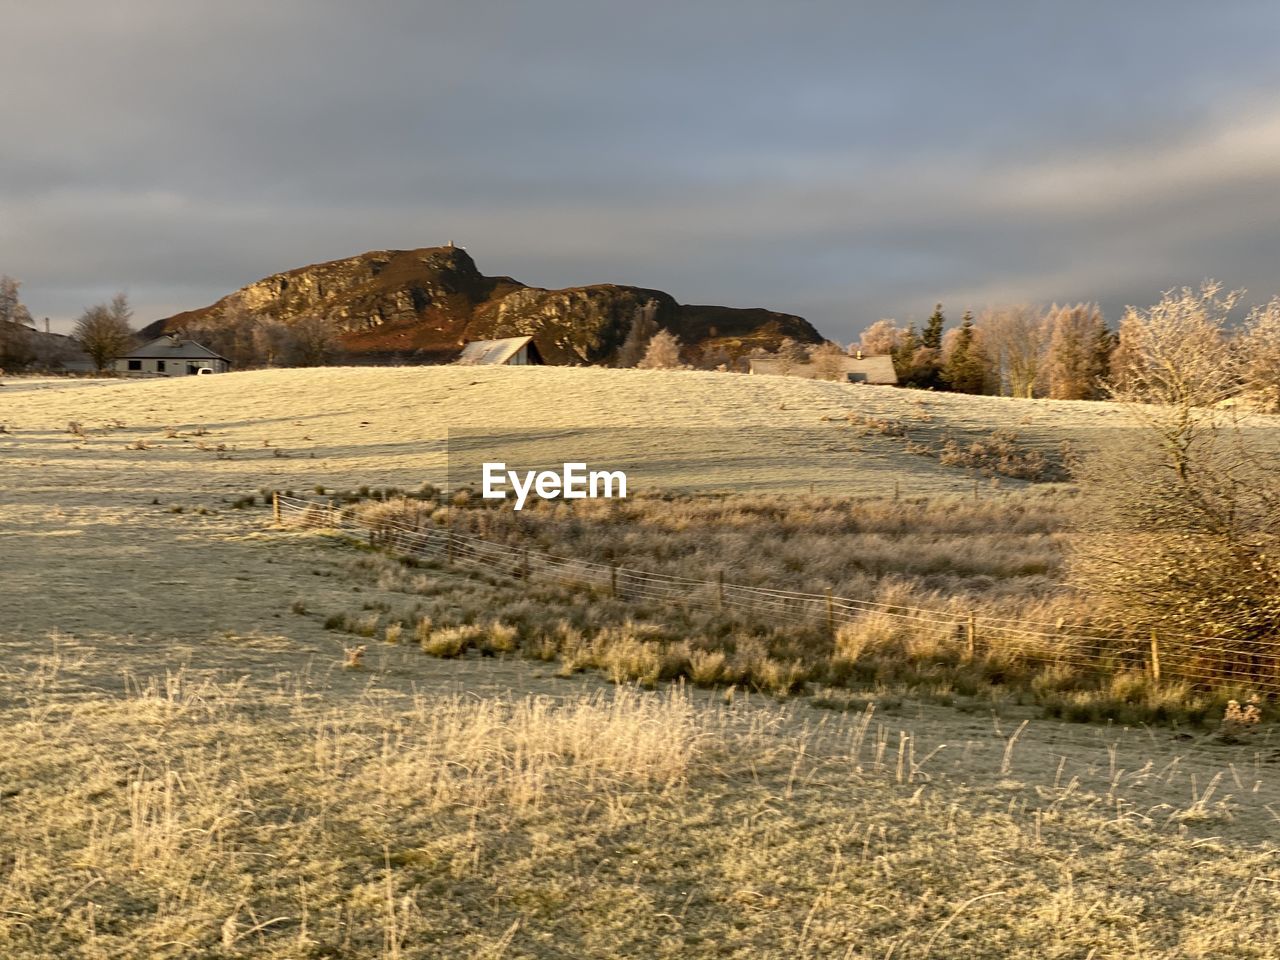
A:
139;246;824;365
0;364;1145;498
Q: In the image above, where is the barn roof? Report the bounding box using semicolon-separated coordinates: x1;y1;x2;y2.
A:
121;335;230;362
456;336;539;365
747;354;898;385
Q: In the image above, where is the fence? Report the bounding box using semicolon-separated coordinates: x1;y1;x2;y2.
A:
275;493;1280;697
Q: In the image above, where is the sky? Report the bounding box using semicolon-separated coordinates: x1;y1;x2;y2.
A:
4;1;1280;340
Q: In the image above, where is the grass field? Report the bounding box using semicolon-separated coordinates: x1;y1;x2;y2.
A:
1;367;1278;958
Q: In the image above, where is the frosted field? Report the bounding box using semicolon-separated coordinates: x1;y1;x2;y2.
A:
1;367;1278;958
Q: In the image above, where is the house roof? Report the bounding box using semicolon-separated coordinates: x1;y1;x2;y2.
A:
455;336;539;365
120;335;230;362
748;354;898;385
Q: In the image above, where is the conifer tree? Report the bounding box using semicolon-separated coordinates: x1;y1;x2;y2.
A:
922;303;944;350
942;311;986;393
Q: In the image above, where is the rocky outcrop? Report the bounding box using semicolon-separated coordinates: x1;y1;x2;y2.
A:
141;246;824;364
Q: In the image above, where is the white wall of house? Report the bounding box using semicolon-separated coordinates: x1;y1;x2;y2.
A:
115;357;229;376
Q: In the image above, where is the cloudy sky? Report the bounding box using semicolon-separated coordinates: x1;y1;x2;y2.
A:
4;1;1280;340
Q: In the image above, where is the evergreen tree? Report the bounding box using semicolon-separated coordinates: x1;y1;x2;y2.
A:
891;324;920;383
942;311;986;393
922;303;944;350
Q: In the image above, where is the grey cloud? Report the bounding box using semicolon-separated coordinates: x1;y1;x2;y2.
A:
4;1;1280;338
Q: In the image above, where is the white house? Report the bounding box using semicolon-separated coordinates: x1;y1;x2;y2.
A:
116;335;231;376
455;336;545;366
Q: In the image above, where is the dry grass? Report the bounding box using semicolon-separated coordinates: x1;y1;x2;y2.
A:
341;490;1260;724
2;369;1279;955
1;645;1278;959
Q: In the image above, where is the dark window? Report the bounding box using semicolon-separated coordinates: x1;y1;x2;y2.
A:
127;360;141;371
156;360;166;373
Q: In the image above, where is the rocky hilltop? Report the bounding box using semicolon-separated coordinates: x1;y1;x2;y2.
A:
141;246;823;365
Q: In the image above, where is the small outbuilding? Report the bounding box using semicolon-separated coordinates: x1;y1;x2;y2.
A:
747;354;898;385
455;336;544;366
116;335;231;376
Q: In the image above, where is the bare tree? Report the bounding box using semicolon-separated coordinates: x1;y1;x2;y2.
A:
856;319;902;356
73;293;135;373
0;276;36;370
1043;303;1110;400
185;295;260;369
286;314;343;366
808;341;847;380
981;305;1047;398
252;318;293;368
616;300;660;368
0;276;32;328
637;329;682;369
1108;282;1241;410
1239;297;1280;412
1071;281;1280;665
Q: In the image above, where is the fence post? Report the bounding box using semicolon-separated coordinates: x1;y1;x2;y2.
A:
610;563;617;599
966;612;977;659
272;491;281;524
522;548;530;581
1149;629;1161;685
825;588;835;638
717;570;725;612
893;479;900;501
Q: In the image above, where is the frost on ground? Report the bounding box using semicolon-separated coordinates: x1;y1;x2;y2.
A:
0;367;1277;958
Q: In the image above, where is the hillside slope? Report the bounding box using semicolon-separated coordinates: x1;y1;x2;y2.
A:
139;247;824;365
0;365;1152;498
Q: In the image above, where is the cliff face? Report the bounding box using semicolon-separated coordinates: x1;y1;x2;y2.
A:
141;246;823;364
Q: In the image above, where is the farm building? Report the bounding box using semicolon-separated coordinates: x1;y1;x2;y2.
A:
748;354;898;385
115;335;231;376
455;336;545;366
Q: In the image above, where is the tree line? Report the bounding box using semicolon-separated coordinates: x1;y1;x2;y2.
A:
739;294;1277;410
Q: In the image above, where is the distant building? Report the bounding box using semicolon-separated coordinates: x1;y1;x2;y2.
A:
455;336;544;366
747;354;898;385
116;335;231;376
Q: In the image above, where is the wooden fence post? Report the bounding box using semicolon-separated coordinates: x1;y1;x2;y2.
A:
717;570;725;612
1149;629;1161;685
610;563;618;599
272;491;281;524
966;612;977;659
825;588;835;637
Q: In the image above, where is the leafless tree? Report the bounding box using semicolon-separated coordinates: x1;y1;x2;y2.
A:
0;276;36;370
1043;303;1110;400
616;300;660;368
637;329;682;369
185;295;261;369
856;319;902;356
1239;297;1280;412
808;341;847;380
980;305;1047;398
286;314;343;366
1071;282;1280;664
252;318;293;368
73;293;135;373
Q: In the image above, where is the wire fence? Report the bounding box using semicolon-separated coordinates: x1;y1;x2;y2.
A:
276;493;1280;697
